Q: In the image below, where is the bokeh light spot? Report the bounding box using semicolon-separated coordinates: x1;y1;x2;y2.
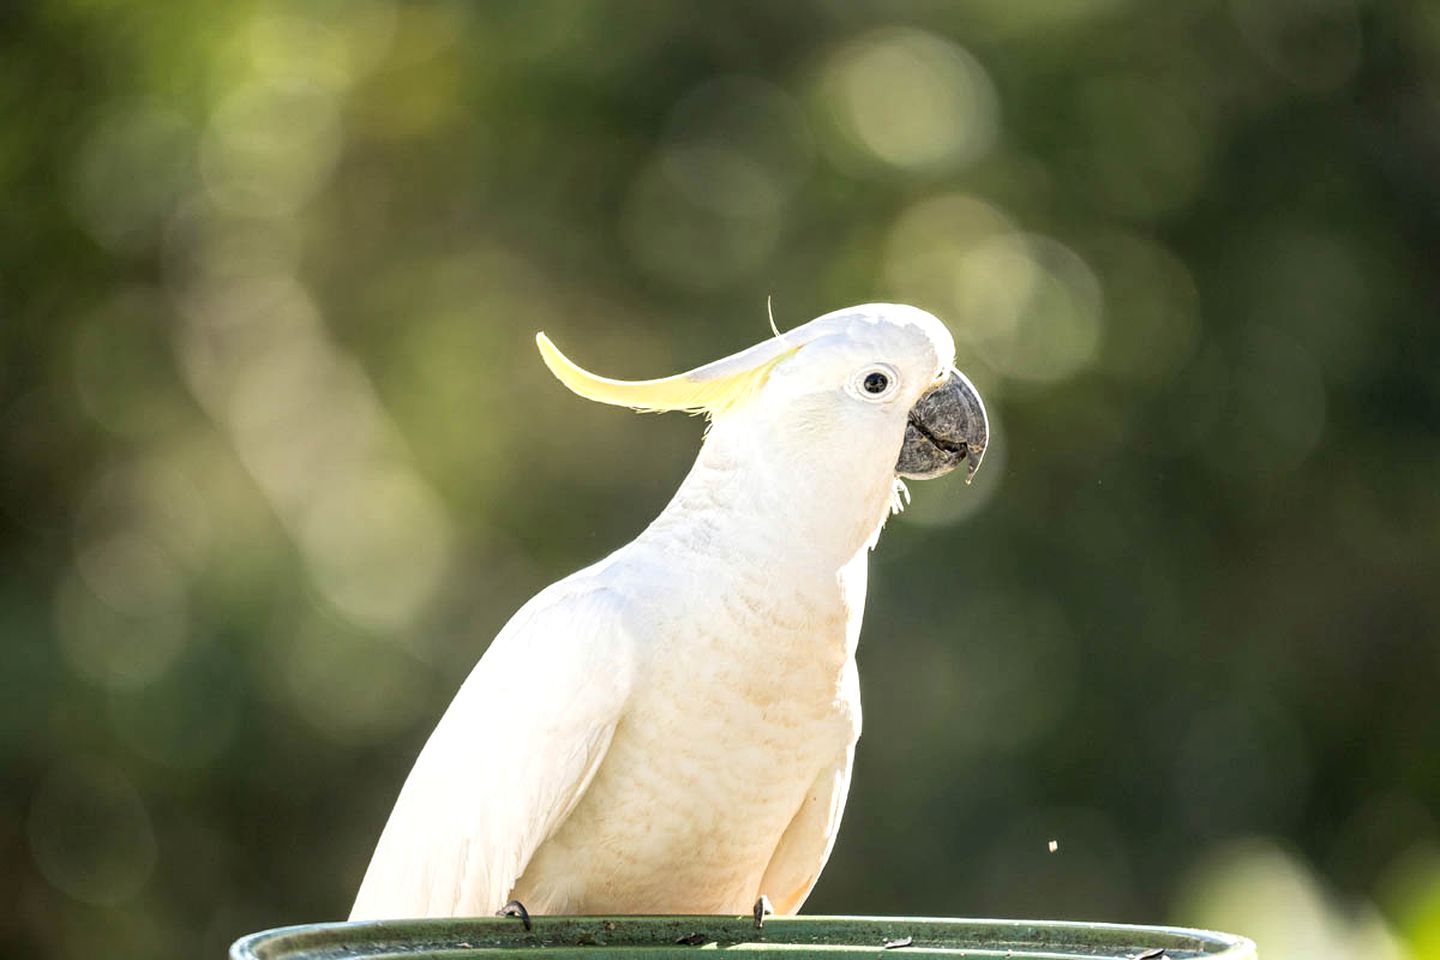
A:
27;760;158;905
1176;839;1407;960
815;28;999;176
298;466;452;631
886;193;1017;316
347;3;465;141
278;609;432;743
176;272;455;632
75;532;187;618
74;458;214;574
887;194;1102;383
164;197;304;291
1385;849;1440;960
67;100;194;253
660;76;814;217
200;80;341;218
55;566;188;691
246;12;355;91
969;235;1103;382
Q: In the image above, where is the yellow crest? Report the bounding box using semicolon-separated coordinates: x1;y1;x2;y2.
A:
536;332;798;416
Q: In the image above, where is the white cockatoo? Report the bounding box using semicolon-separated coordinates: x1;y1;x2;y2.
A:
350;303;987;923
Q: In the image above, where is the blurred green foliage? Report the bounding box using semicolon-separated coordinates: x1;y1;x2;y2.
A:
2;1;1440;958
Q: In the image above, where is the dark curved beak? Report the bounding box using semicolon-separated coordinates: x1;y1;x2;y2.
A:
896;368;988;483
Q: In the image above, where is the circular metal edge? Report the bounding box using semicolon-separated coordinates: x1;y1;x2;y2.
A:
231;916;1256;960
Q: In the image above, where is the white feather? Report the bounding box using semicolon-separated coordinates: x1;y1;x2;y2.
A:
350;582;636;918
350;304;958;919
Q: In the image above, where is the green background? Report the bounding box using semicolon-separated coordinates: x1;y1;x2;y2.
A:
2;2;1438;958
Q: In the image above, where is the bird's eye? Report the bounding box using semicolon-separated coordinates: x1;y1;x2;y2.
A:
852;364;899;402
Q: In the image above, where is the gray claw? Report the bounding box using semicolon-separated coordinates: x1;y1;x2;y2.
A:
753;894;774;930
496;899;532;932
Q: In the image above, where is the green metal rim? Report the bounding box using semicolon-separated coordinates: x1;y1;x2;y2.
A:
230;915;1257;960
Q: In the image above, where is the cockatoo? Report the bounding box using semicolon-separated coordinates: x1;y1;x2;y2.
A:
350;303;987;923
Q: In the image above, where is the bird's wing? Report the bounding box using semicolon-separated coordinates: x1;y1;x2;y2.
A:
758;744;856;914
350;583;635;920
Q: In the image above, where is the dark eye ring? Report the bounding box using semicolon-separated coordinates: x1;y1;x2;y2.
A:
862;371;890;394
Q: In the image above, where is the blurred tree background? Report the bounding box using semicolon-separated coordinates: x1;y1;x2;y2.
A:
2;0;1439;957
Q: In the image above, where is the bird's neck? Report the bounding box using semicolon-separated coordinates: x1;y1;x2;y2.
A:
638;411;899;573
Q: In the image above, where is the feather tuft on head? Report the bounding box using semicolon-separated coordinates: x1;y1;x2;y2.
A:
536;332;798;416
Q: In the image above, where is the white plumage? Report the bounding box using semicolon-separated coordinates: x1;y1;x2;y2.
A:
351;304;984;919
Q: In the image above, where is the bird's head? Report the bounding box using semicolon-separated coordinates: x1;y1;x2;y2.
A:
537;303;987;486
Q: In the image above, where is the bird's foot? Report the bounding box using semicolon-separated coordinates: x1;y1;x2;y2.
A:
753;894;774;930
497;899;533;932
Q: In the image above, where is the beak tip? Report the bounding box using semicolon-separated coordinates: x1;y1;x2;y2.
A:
963;443;986;485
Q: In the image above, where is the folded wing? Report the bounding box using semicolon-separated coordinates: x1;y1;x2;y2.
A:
350;584;635;919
